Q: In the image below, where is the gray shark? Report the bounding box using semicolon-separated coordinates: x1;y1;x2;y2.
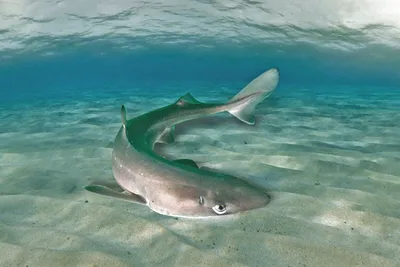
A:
85;68;279;218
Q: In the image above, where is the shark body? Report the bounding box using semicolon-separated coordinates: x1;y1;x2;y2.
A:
85;68;279;218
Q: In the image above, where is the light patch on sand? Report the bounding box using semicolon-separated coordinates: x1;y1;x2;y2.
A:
366;170;400;184
135;224;166;241
331;199;354;209
312;211;347;228
312;209;391;239
258;155;306;171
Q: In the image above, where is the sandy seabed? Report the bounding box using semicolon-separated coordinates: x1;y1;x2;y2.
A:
1;87;399;267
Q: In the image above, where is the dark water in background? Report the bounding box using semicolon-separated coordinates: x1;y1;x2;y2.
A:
1;42;399;101
0;0;400;101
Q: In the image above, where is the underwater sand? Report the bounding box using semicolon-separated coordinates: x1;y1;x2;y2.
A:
0;86;399;267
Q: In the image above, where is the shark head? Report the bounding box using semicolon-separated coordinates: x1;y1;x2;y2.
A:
196;180;271;217
148;172;271;218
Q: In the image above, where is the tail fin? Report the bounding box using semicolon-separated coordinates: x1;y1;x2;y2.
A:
227;68;279;124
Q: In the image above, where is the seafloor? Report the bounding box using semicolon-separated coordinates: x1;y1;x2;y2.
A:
0;85;399;266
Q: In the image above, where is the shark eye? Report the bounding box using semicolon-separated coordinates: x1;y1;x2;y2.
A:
199;196;205;205
212;204;227;215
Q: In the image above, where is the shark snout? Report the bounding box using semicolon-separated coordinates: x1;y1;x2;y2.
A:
227;184;271;213
241;191;270;210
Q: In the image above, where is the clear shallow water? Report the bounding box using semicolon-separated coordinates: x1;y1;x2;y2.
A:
1;84;399;266
1;0;400;266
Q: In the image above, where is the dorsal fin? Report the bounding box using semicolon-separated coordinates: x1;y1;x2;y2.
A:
121;105;127;128
175;93;202;106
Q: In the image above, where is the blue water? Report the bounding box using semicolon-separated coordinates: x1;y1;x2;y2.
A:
1;44;400;102
1;1;400;266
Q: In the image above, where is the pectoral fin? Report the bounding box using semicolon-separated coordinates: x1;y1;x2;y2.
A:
85;184;147;205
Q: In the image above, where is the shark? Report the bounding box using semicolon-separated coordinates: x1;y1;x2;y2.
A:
85;68;279;218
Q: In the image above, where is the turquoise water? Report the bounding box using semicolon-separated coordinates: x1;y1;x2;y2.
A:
1;1;400;266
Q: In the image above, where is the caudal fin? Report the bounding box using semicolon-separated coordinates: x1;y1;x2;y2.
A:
227;68;279;124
